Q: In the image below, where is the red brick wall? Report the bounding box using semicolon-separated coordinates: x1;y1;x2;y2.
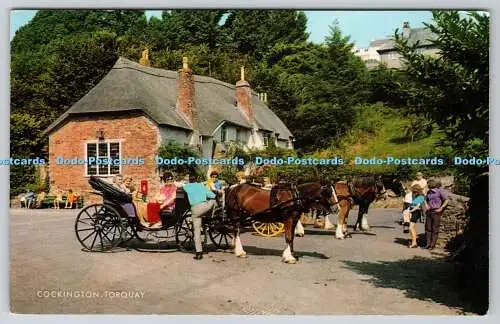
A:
236;80;254;122
48;114;161;205
177;67;196;128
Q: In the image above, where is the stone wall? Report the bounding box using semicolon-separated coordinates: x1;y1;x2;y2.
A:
435;192;469;248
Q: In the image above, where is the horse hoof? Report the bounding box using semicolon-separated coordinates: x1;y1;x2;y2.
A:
236;252;248;258
295;234;304;237
345;234;352;238
336;236;345;240
282;258;297;264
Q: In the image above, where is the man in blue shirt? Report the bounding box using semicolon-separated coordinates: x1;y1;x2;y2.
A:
183;174;216;260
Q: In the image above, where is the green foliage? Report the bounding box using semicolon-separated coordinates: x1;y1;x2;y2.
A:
394;11;489;163
156;140;202;177
367;64;412;106
9;9;489;196
400;114;434;142
222;10;309;60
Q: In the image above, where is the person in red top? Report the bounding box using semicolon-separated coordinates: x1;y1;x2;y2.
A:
158;172;177;211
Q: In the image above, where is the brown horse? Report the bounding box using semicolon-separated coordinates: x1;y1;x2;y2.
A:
225;182;337;263
333;176;387;239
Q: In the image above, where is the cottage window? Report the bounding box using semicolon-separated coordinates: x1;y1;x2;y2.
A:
86;141;121;176
221;126;228;143
263;133;271;147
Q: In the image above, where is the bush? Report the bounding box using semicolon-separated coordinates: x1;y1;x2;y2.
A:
156;140;202;178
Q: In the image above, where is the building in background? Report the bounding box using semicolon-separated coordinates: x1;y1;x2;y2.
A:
354;22;438;69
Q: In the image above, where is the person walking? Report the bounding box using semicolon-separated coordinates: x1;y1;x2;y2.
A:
406;184;425;248
183;174;217;260
411;172;428;222
424;179;449;250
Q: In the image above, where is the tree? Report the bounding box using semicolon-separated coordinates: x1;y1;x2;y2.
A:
160;10;227;50
11;10;147;53
394;11;489;160
222;10;309;60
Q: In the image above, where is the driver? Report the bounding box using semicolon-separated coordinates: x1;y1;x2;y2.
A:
183;174;217;261
206;171;225;209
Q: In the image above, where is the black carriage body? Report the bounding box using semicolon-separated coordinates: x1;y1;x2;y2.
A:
78;176;229;252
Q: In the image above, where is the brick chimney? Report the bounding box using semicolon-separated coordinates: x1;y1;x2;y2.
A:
236;66;255;122
402;21;411;38
177;57;197;129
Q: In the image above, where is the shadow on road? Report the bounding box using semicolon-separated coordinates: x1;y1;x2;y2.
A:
243;245;329;260
341;256;476;314
394;234;427;247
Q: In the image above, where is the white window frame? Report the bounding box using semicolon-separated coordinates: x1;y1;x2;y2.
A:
221;125;228;143
263;133;271;147
84;139;122;177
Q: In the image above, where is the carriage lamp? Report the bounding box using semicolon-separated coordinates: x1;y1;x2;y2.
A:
96;128;105;140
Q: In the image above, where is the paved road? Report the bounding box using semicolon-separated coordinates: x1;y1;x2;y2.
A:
10;208;469;315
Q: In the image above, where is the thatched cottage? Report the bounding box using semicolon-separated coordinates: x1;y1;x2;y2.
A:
43;54;293;202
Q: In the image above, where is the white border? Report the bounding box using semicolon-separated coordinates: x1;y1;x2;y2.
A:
2;1;498;324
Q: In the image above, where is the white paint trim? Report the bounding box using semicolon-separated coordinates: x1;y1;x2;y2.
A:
211;120;227;136
83;140;122;177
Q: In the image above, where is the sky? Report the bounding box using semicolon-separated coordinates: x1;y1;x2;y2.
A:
10;9;434;48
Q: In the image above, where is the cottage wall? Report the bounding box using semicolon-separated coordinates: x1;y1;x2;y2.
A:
48;114;161;205
159;127;191;146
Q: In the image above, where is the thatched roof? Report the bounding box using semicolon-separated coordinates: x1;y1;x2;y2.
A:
44;57;293;140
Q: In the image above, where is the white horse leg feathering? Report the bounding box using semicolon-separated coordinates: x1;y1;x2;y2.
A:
335;218;345;239
361;214;370;231
326;185;338;230
234;234;247;258
282;244;297;263
295;220;305;236
324;213;335;230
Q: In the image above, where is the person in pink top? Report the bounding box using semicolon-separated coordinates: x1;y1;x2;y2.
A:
158;172;177;211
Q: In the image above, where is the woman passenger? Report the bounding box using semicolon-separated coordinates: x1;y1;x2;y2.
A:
157;172;177;212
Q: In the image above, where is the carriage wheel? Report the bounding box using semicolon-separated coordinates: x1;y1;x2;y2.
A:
252;221;284;237
207;208;233;251
75;204;124;252
122;218;135;243
176;211;206;252
133;224;176;245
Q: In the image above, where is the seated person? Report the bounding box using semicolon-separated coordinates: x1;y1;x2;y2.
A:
36;191;47;209
207;171;225;207
112;174;127;192
19;192;27;208
55;189;64;209
124;177;161;229
25;190;35;209
157;172;177;212
207;171;223;193
65;189;77;209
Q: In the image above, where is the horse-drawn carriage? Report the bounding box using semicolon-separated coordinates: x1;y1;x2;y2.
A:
74;176;234;252
75;174;384;263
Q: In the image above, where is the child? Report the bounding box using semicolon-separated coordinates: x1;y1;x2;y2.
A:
54;189;63;209
405;184;425;248
401;185;413;225
65;189;77;209
424;179;449;250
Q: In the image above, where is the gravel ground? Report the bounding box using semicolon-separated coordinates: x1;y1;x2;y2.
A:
10;208;473;315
